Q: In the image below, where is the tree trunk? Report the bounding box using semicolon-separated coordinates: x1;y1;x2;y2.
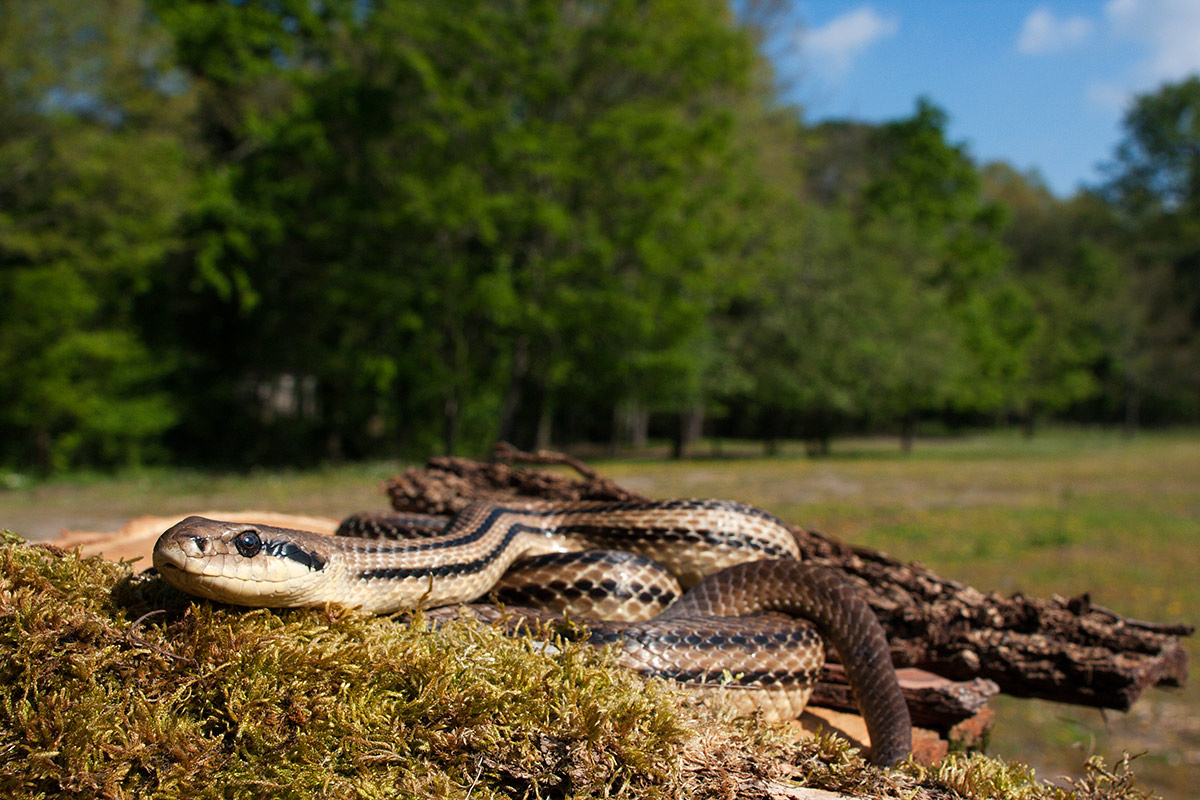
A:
631;404;649;449
497;336;530;445
1021;411;1037;439
900;413;917;453
442;392;459;455
610;401;650;454
763;407;783;456
35;429;52;476
673;403;704;460
325;432;343;462
1123;382;1140;436
534;394;553;451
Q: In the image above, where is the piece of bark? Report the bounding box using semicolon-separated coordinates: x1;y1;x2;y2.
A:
811;666;998;733
386;447;1192;712
385;444;638;514
795;706;952;766
947;706;995;750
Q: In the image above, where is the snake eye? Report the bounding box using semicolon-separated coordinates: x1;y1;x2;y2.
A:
233;529;262;558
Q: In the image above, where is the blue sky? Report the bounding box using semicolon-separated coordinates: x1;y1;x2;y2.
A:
769;1;1200;196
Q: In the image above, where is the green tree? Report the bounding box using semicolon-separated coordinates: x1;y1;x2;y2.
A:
0;0;194;471
149;0;765;461
763;103;1035;451
1100;76;1200;424
981;164;1132;431
858;101;1036;447
480;0;763;453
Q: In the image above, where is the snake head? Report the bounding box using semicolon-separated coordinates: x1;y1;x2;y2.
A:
153;516;331;608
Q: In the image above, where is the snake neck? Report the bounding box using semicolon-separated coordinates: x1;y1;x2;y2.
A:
335;498;801;591
318;504;573;612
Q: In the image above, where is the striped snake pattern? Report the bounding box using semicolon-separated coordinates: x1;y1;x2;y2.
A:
153;498;912;765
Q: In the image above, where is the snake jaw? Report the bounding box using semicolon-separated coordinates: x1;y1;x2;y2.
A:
153;516;335;608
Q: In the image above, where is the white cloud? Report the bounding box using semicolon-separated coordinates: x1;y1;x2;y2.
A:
797;6;900;79
1017;7;1094;54
1086;81;1132;113
1081;0;1200;112
1105;0;1200;81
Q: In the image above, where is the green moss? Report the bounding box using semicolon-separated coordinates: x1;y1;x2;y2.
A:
923;752;1157;800
0;533;1161;799
0;533;688;798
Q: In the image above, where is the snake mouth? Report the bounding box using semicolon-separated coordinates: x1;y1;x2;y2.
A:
151;538;193;577
152;555;197;591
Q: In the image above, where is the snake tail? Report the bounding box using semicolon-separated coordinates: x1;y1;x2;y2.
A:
665;560;912;767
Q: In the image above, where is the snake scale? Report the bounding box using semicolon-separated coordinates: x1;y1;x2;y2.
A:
153;498;912;765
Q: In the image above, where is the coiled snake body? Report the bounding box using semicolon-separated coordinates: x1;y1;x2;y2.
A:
153;498;911;765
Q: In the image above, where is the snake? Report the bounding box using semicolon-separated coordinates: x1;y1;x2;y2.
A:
152;498;912;766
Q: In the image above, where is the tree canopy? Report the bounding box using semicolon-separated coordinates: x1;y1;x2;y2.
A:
1;0;1198;472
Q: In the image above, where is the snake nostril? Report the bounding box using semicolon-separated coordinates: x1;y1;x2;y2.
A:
191;536;207;554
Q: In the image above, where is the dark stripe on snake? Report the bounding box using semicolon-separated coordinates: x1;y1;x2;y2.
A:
558;499;786;524
514;550;664;569
344;507;547;556
640;668;821;687
261;540;327;571
556;524;794;558
491;582;677;607
345;504;790;559
357;521;536;581
336;513;450;539
344;504;774;544
583;627;820;651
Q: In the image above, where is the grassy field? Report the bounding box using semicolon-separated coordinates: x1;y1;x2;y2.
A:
2;429;1196;798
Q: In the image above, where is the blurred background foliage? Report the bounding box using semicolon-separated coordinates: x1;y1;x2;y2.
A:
2;0;1199;473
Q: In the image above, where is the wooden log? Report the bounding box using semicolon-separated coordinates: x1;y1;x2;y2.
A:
795;536;1192;710
384;446;639;514
385;446;1192;712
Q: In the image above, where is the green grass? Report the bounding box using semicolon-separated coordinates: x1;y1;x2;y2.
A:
0;428;1194;797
